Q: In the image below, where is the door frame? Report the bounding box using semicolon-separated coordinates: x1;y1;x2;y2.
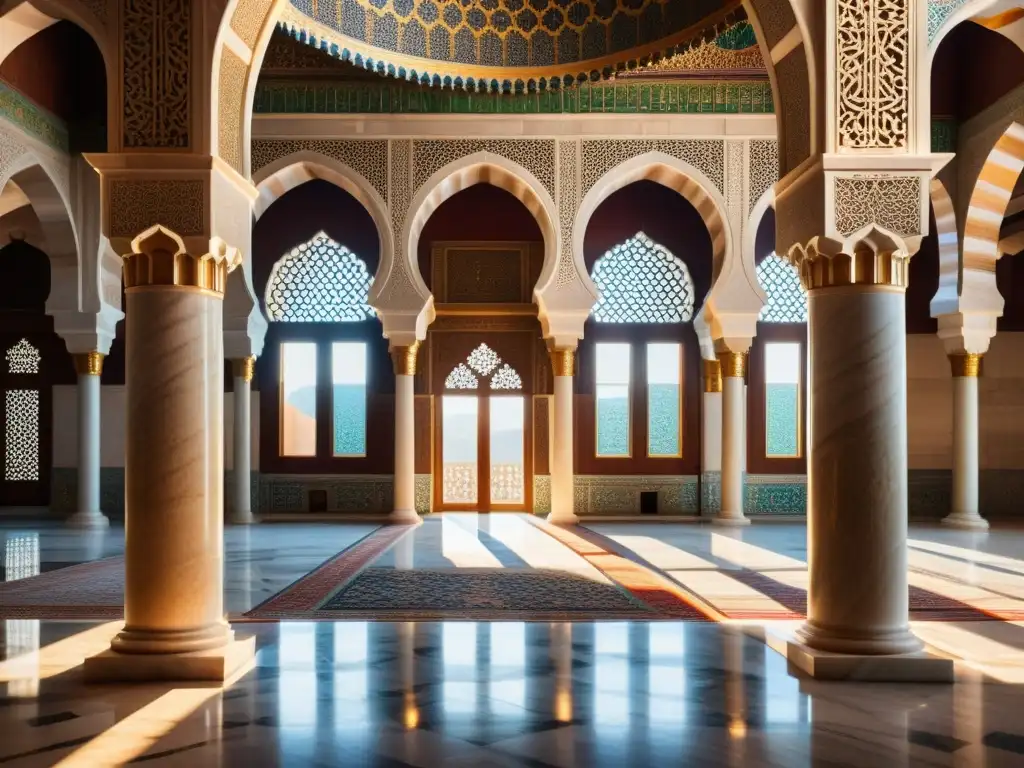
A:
433;392;533;513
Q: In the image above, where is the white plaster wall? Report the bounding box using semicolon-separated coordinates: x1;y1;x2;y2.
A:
979;334;1024;470
52;385;260;471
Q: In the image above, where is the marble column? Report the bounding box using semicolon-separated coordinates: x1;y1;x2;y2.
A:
85;231;253;682
390;342;421;524
796;256;921;657
229;357;255;525
943;354;987;530
715;351;750;526
701;359;723;517
67;352;108;529
548;348;578;524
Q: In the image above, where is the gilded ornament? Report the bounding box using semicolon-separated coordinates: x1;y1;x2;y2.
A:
949;353;983;378
791;248;911;291
123;250;230;295
232;356;256;382
74;351;105;377
717;351;746;379
391;342;420;377
703;359;722;393
549;348;575;377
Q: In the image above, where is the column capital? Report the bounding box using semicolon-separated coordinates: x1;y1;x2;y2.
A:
703;359;722;393
124;226;239;297
548;348;575;377
391;341;421;376
949;353;984;378
231;356;256;382
716;351;747;379
788;232;911;292
73;351;105;377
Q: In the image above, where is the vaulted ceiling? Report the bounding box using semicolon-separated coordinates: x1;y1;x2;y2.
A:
279;0;747;90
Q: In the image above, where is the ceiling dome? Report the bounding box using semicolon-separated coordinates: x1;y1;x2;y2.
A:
279;0;745;91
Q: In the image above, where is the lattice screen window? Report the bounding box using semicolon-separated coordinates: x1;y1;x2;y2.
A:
757;253;808;323
5;390;39;481
444;344;522;391
590;232;695;324
6;339;40;374
266;231;375;322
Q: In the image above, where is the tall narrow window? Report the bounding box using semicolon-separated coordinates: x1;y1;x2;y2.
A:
280;342;317;457
595;343;631;457
647;343;682;457
765;342;801;457
332;342;367;457
4;339;41;482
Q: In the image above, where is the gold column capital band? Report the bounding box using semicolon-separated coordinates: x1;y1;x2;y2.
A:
949;353;983;378
232;356;256;382
391;341;421;376
73;351;105;377
716;351;747;379
549;348;575;377
703;359;722;393
789;244;911;292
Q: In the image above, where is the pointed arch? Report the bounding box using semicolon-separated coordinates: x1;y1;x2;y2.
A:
398;150;561;318
963;122;1024;274
252;151;394;298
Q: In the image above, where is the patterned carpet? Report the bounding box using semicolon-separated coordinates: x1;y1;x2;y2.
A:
318;567;659;620
0;558;123;619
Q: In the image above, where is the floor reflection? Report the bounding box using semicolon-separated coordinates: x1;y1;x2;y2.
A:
3;620;1024;765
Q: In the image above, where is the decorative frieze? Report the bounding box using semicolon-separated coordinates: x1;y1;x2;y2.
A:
833;175;922;237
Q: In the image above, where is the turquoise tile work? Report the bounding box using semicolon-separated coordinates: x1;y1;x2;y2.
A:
572;476;700;516
253;80;776;115
765;383;799;457
744;475;807;515
700;472;721;518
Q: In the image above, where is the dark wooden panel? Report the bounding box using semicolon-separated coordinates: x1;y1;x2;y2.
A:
414;395;432;474
534;396;550;475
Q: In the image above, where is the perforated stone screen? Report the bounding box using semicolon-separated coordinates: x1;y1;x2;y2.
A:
757;253;808;323
590;233;694;324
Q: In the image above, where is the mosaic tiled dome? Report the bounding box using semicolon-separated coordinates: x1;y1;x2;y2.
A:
280;0;745;91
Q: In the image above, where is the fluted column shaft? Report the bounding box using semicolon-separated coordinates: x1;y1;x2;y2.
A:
798;280;920;655
230;357;254;525
68;352;108;528
944;354;987;530
548;348;577;524
391;343;420;524
716;351;749;526
112;236;233;656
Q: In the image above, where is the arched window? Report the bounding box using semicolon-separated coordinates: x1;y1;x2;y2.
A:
588;233;690;460
270;233;376;461
756;252;807;323
4;339;41;482
591;232;695;324
266;232;374;322
752;253;806;470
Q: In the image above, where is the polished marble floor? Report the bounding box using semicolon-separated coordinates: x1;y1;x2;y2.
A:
4;519;1024;764
4;620;1024;767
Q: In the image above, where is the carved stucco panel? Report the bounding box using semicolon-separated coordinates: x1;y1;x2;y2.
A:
411;139;556;200
108;179;206;239
381;138;418;311
251;139;389;202
581;139;725;197
836;0;910;150
748;139;778;214
555;139;580;292
833;175;922;237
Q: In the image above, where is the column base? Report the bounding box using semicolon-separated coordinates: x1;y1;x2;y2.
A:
84;636;256;683
228;512;256;526
389;509;422;525
712;514;750;527
66;511;110;529
941;513;989;531
766;629;952;682
546;512;579;525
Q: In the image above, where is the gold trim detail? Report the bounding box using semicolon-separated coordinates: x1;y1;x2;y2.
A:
976;8;1024;30
123;229;233;295
949;353;983;378
391;341;421;377
73;351;104;377
703;359;722;393
790;248;910;291
549;348;575;377
717;351;747;379
232;356;256;382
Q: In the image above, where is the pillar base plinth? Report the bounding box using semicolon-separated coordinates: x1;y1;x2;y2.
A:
711;515;750;527
84;635;255;683
795;619;924;656
228;512;256;526
66;511;110;529
766;629;952;682
941;513;989;531
546;512;579;525
389;509;422;525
